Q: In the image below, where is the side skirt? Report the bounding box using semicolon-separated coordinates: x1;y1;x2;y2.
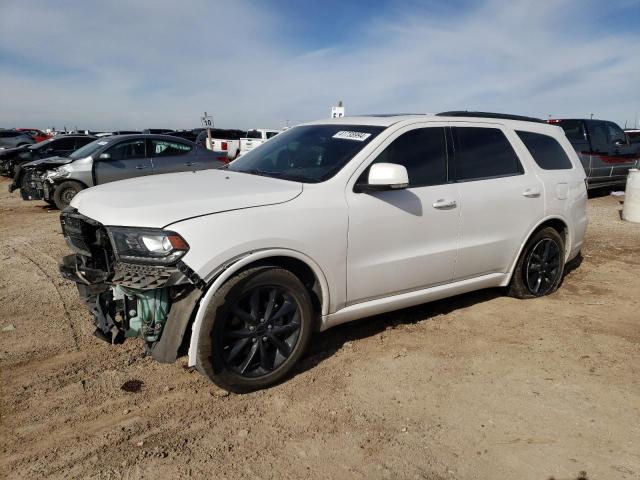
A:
320;272;507;331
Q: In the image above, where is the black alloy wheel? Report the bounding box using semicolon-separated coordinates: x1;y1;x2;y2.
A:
222;286;301;377
524;238;561;295
197;267;313;393
508;226;565;299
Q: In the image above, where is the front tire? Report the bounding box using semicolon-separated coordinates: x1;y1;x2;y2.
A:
508;227;565;299
196;267;313;393
53;181;84;210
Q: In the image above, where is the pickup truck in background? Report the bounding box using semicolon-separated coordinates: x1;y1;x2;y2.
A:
203;128;280;160
548;118;639;188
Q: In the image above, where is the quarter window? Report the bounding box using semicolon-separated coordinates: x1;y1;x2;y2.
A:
150;139;192;157
516;131;573;170
452;127;523;181
370;127;448;187
106;139;146;160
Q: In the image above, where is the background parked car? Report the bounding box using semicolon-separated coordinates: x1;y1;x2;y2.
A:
143;128;174;134
625;129;640;145
15;128;52;143
548;118;639;188
27;134;225;209
199;128;245;159
0;129;35;150
0;134;96;177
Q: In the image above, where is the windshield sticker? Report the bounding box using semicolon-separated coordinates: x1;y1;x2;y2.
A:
332;131;372;142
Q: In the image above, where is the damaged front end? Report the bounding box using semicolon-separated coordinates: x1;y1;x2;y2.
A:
59;209;205;361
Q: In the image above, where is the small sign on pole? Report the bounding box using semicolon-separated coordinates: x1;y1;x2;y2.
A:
331;100;345;119
201;112;214;149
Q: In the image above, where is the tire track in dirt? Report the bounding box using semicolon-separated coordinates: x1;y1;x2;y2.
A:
7;242;80;350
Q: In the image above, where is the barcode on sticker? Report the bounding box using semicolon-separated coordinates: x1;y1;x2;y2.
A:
333;131;372;141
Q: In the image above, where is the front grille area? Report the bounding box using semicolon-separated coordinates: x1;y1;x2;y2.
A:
60;209;114;271
19;171;45;200
60;209;192;290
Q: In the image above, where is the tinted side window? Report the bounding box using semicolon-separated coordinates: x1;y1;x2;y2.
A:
586;121;608;153
51;137;76;151
452;127;522;181
246;130;262;139
516;131;573;170
150;139;192;157
266;131;279;139
556;120;585;142
106;139;146;160
371;127;447;187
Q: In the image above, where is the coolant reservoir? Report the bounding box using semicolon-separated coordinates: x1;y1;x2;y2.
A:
622;169;640;223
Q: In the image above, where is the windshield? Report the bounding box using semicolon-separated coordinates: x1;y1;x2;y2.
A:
228;124;385;183
69;138;110;160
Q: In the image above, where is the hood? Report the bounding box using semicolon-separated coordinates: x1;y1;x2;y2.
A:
71;169;303;228
22;156;72;169
0;145;28;159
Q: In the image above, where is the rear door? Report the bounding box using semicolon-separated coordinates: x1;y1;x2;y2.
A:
148;138;201;173
93;138;151;184
585;120;613;183
452;124;544;280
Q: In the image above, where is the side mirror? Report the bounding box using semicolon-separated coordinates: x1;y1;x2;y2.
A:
614;139;625;148
98;153;111;160
358;163;409;192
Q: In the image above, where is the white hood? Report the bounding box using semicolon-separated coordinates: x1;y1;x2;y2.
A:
71;169;303;228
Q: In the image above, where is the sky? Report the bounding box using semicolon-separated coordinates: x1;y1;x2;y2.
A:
0;0;639;131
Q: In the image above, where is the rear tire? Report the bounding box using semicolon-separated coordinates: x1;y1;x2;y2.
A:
53;181;84;210
508;227;565;299
196;267;313;393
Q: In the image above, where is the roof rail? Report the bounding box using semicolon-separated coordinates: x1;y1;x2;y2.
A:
436;111;546;124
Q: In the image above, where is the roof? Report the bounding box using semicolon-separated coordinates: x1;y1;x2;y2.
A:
302;112;561;131
437;111;546;124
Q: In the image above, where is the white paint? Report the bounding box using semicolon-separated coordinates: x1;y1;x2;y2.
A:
72;114;588;369
622;169;640;223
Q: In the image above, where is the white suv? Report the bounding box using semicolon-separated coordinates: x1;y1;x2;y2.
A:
59;112;588;392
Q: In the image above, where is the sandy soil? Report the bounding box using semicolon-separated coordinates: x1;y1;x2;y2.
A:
0;176;638;480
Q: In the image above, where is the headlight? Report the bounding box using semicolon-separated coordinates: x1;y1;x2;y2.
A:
46;165;71;180
107;227;189;265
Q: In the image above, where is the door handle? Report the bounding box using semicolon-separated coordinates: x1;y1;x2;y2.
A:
135;165;148;170
432;198;457;209
185;162;198;167
522;188;541;198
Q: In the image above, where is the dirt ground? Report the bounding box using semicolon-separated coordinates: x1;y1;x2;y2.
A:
0;176;638;480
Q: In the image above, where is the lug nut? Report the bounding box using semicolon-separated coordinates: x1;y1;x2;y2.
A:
259;318;265;324
252;338;257;343
262;336;268;341
268;325;272;330
249;326;255;331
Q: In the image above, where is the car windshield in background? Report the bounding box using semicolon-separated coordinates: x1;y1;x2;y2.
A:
69;138;110;160
228;125;385;183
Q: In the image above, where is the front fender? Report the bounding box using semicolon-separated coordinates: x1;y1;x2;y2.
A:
186;248;330;367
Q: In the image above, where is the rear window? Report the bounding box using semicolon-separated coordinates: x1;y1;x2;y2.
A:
246;130;263;139
452;127;523;181
516;131;573;170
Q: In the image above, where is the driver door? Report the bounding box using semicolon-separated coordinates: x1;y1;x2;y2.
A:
93;138;152;185
346;125;460;304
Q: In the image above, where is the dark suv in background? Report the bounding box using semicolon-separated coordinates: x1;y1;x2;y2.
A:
0;129;35;150
548;118;639;188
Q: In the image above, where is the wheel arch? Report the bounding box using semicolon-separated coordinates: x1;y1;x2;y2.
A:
504;216;571;286
186;249;330;366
